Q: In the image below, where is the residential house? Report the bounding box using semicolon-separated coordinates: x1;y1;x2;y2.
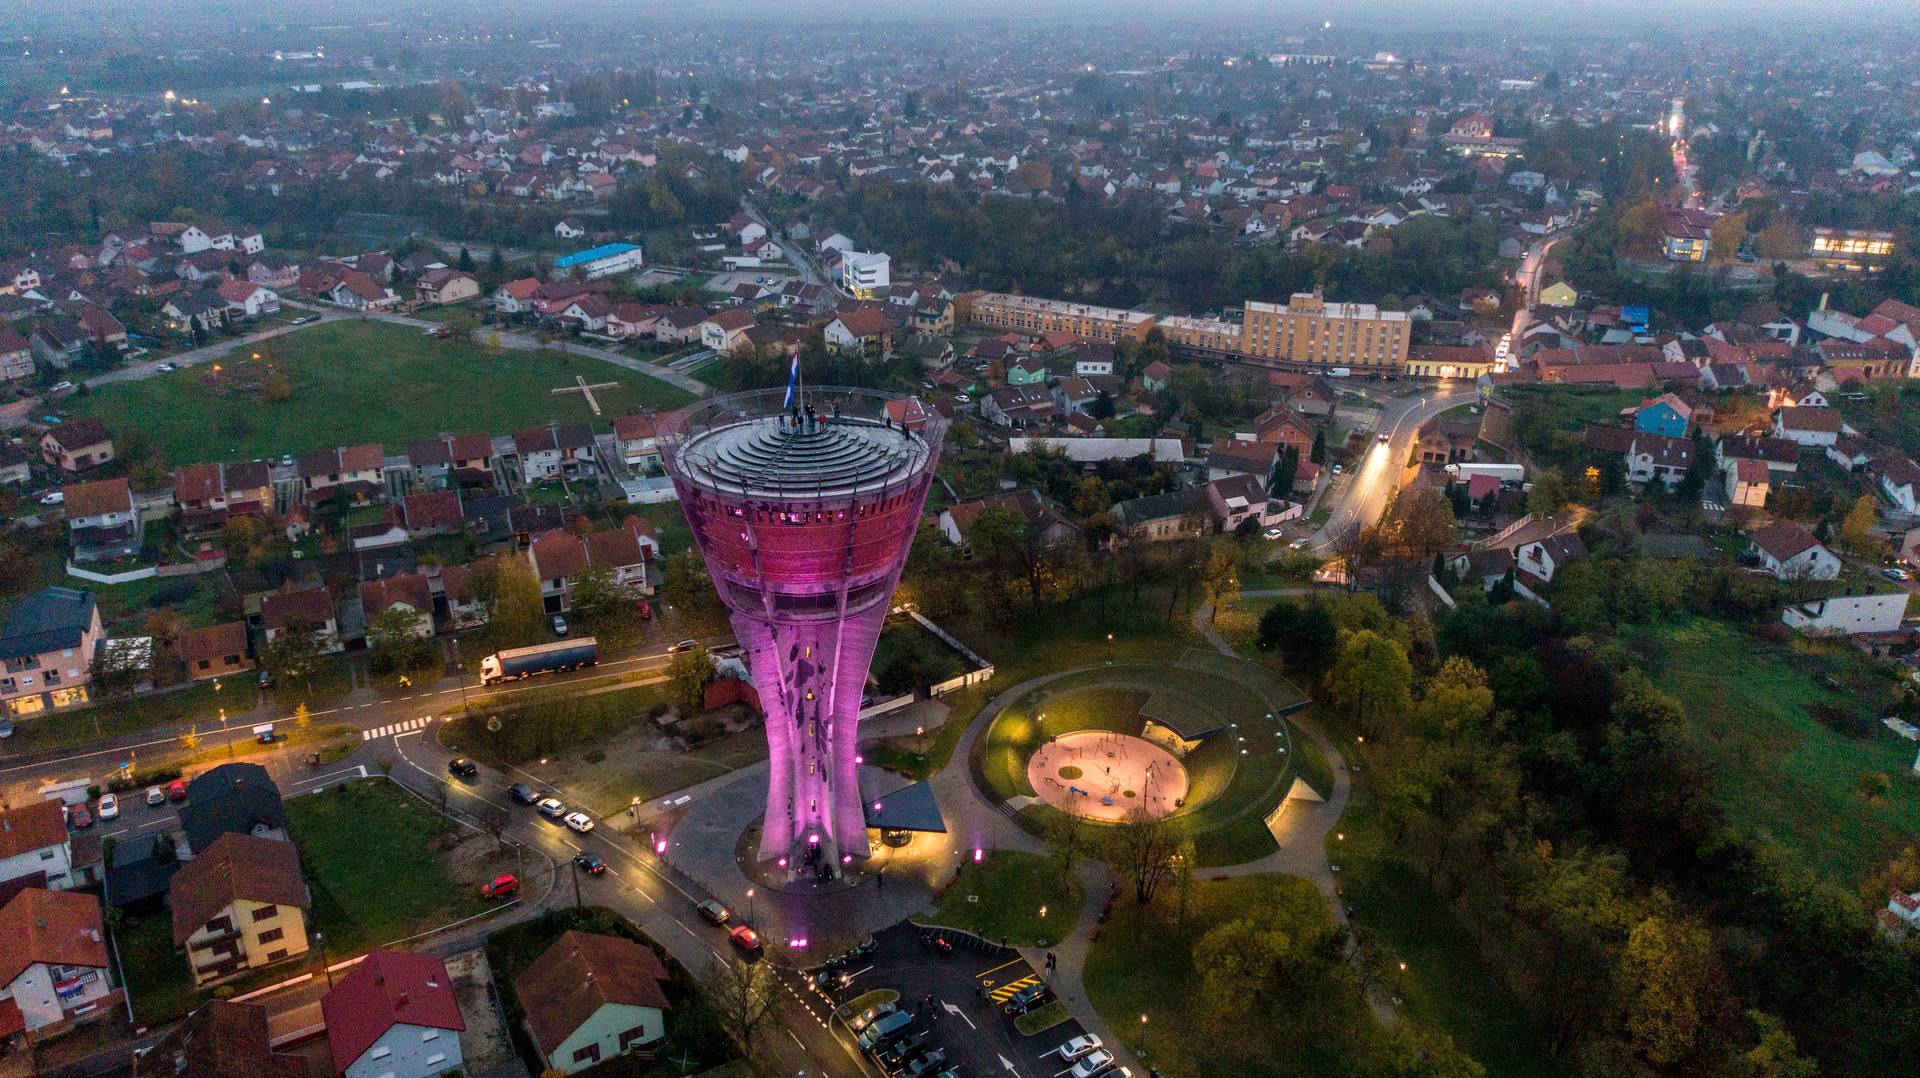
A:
1630;393;1693;439
259;586;341;652
169;833;310;987
1415;415;1478;465
1771;407;1843;448
1624;433;1695;487
1748;520;1841;581
1207;439;1279;487
179;763;290;856
321;948;466;1078
0;800;78;895
824;308;894;361
402;490;464;540
513;424;596;484
1881;455;1920;516
0;444;28;488
40;418;114;474
938;490;1080;549
699;309;756;353
176;622;252;683
297;444;385;505
491;278;541;315
63;477;139;562
216;280;279;319
1111;489;1208;543
1724;457;1770;509
414;269;480;306
1717;435;1799;476
329;271;397;311
515;931;672;1075
436;563;490;631
0;888;112;1039
613;414;661;475
1253;407;1317;456
1516;532;1587;583
528;528;653;613
979;385;1055;429
134;1000;310;1078
0;327;34;381
1205;474;1301;532
653;306;709;345
0;587;103;717
1782;593;1910;636
360;574;435;641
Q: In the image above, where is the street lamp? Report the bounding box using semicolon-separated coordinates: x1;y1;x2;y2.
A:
219;708;232;759
1139;1013;1150;1059
1105;632;1114;665
315;931;334;990
746;887;755;923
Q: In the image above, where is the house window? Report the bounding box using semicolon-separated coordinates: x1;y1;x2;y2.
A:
252;905;278;922
573;1044;601;1064
257;927;284;945
619;1025;652;1048
426;1054;446;1067
265;949;288;962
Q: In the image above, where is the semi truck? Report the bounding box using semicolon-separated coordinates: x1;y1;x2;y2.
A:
479;638;600;686
1444;462;1527;484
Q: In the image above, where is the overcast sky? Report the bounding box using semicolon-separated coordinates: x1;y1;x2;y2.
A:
1;0;1911;34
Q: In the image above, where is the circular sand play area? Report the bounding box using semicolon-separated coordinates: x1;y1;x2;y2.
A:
1027;730;1189;822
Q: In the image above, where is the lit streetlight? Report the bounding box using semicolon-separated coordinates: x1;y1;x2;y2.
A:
746;887;755;923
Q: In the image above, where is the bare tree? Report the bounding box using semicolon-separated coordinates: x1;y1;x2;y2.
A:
1106;808;1183;905
704;955;779;1059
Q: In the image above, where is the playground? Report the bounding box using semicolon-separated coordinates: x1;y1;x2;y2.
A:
972;649;1315;865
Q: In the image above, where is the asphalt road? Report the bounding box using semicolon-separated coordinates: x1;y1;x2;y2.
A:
1310;385;1484;552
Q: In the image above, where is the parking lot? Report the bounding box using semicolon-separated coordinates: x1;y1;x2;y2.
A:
803;923;1129;1078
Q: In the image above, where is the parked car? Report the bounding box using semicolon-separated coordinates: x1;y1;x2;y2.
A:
0;718;12;738
847;1002;897;1034
1262;527;1284;541
48;381;75;394
37;491;64;506
563;811;595;833
694;899;731;926
1881;567;1908;582
668;638;698;653
1058;1035;1104;1061
480;873;520;898
145;786;165;807
1069;1050;1117;1078
536;797;567;820
635;600;653;619
855;1010;912;1051
167;780;188;801
551;615;569;636
904;1050;949;1077
68;805;93;829
96;793;118;821
573;853;607;875
508;783;538;805
875;1029;929;1068
728;925;763;955
447;757;479;779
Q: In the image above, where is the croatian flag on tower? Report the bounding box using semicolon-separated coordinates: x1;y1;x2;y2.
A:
782;354;800;409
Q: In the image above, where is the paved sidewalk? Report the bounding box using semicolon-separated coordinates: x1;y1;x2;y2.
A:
1021;859;1132;1070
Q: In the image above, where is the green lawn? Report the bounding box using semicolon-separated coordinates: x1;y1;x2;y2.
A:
622;501;696;557
117;912;198;1025
1332;787;1562;1076
286;779;489;953
10;680;261;758
1083;874;1374;1076
915;851;1082;947
74;320;694;465
1649;617;1917;882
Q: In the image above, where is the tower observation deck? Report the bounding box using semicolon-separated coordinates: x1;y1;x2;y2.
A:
659;388;946;878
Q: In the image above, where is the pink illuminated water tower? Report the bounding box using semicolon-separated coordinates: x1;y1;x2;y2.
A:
659;388;945;880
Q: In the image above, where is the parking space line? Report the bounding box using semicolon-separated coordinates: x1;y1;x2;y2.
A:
974;956;1025;980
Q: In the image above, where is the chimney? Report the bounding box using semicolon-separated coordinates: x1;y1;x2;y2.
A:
1818;292;1829;312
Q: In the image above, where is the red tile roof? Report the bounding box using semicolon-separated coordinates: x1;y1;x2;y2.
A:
169;832;309;945
261;586;333;631
514;930;671;1055
63;476;132;520
322;948;465;1071
0;887;107;986
0;799;68;860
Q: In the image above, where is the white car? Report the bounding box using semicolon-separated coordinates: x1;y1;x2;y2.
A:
1070;1049;1117;1077
1058;1034;1103;1060
49;381;75;394
146;786;165;806
1262;527;1284;541
37;491;64;506
97;793;119;821
564;811;595;834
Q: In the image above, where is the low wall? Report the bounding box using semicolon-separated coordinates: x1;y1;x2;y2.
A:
66;555;225;585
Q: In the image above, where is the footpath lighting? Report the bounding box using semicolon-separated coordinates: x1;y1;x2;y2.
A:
973;847;984;863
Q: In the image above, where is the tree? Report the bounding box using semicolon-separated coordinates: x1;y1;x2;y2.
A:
667;645;713;718
1256;599;1340;677
258;618;330;694
1010;159;1053;193
1201;546;1238;622
1326;630;1415;739
457;246;475;272
489;558;546;649
1858;770;1892;804
1391;487;1459;556
1709;213;1748;263
1106;808;1182;905
1754;217;1804;262
1191;880;1341;1017
366;606;433;678
1620;913;1718;1068
1527;469;1571;516
262;371;293;402
294;703;310;731
1310;428;1328;464
1729;1010;1817;1078
1840;494;1884;557
704;955;779;1059
1369;1025;1487;1078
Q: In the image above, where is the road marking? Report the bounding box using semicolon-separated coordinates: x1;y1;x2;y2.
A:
941;1000;976;1029
975;956;1025;980
988;975;1038;1002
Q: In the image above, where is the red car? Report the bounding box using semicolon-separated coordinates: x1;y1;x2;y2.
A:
67;805;93;829
480;874;520;898
635;600;653;620
729;925;763;955
166;780;188;802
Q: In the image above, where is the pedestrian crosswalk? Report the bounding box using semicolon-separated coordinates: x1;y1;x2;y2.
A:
362;716;433;741
986;975;1039;1003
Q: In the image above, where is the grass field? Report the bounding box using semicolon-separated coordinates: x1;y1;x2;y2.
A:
1332;787;1563;1076
1084;874;1373;1076
286;778;491;953
915;851;1083;947
74;320;694;465
1649;617;1917;882
8;679;262;757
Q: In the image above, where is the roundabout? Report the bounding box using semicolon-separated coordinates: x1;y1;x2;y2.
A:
1028;730;1188;822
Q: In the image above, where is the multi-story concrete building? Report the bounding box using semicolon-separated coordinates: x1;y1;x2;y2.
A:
1236;293;1411;371
1;587;104;718
970;293;1158;344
